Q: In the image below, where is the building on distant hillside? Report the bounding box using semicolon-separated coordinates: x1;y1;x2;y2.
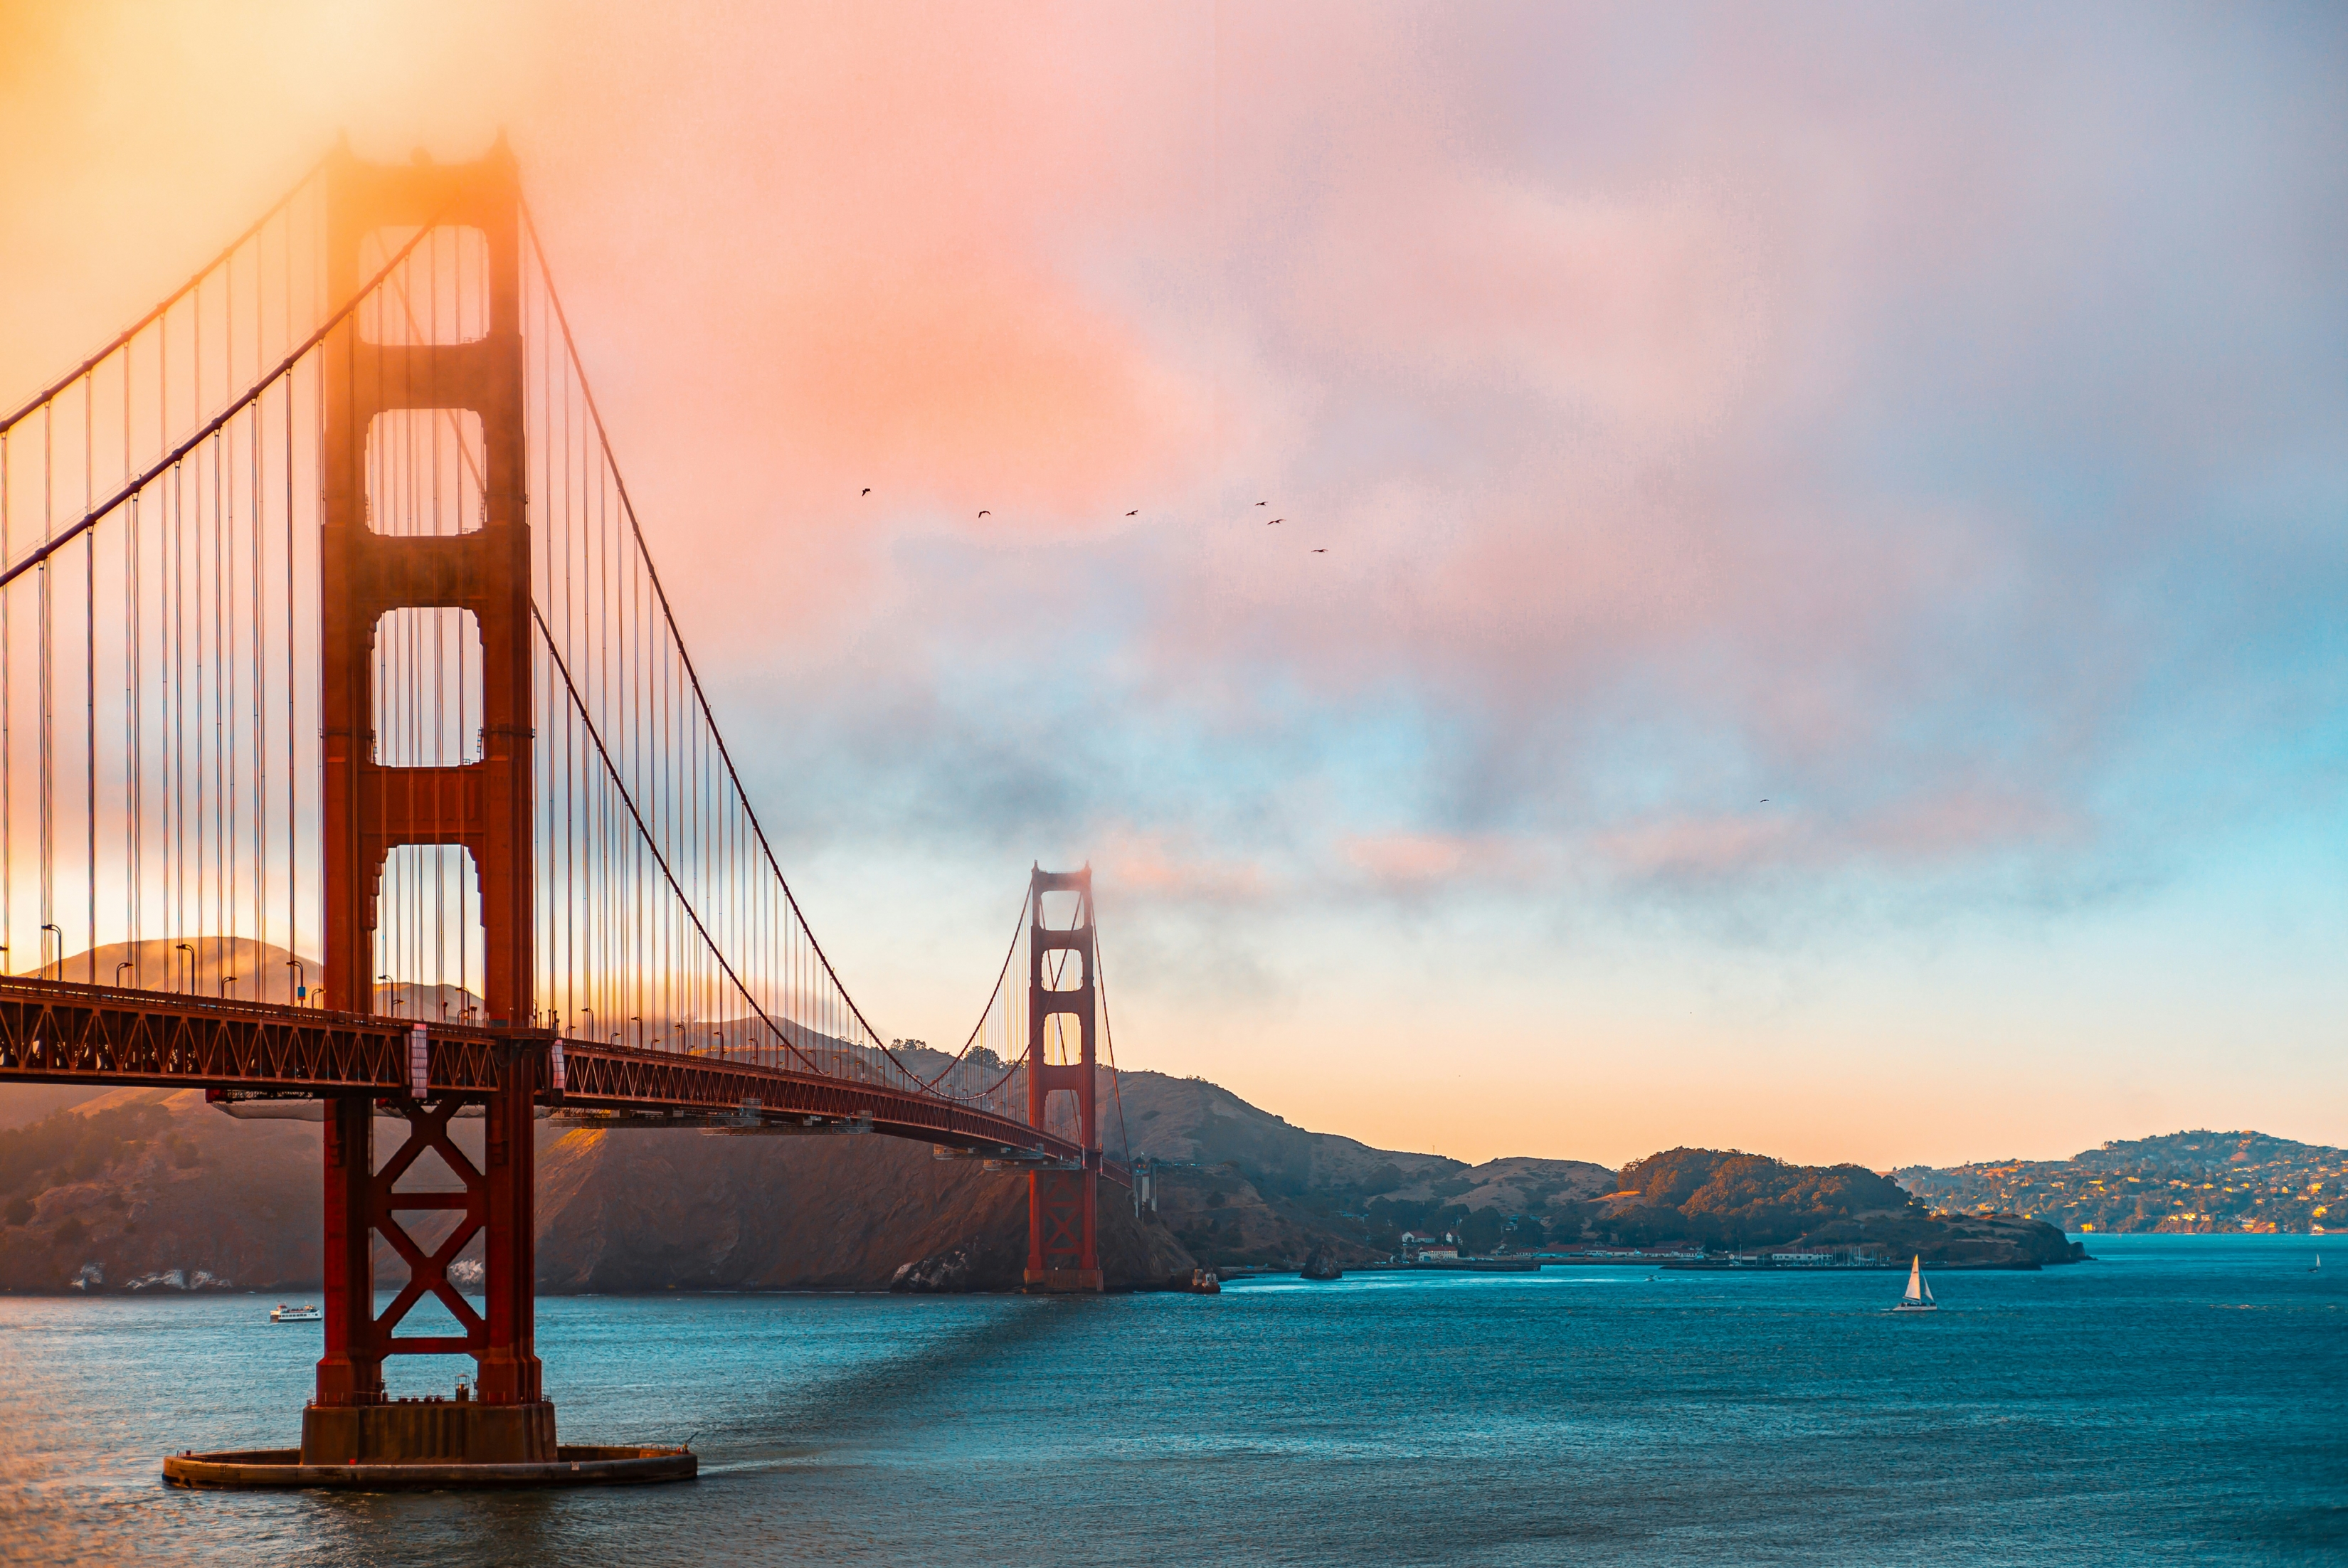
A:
1896;1131;2347;1236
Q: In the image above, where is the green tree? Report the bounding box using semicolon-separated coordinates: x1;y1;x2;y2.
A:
1458;1208;1508;1254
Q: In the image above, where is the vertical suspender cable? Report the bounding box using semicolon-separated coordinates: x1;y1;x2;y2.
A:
285;213;298;990
83;378;94;979
40;403;55;976
224;253;237;983
126;334;139;976
252;238;267;982
3;420;11;970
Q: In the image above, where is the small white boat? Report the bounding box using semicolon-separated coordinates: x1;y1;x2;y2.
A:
1890;1255;1937;1313
270;1303;321;1323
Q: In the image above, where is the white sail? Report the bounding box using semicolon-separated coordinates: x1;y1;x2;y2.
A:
1893;1254;1937;1310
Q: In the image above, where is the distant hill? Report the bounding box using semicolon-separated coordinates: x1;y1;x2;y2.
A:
1102;1076;2065;1268
1101;1071;1614;1267
1897;1130;2347;1234
0;1065;2094;1291
16;936;319;1004
1594;1147;2078;1266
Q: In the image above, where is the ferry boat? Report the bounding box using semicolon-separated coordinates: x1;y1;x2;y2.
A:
1890;1256;1937;1313
270;1303;321;1323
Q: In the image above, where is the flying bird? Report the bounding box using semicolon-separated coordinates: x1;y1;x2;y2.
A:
978;509;990;518
1256;501;1267;507
1126;509;1138;517
1312;548;1326;553
861;487;870;496
1268;518;1282;526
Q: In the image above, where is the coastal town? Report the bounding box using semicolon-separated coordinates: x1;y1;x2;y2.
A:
1895;1130;2343;1234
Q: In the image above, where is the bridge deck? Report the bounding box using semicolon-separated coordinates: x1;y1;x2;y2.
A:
0;975;1086;1164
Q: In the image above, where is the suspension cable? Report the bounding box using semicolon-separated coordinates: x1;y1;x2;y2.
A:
0;160;322;438
528;600;829;1078
520;200;930;1082
0;208;450;595
933;885;1030;1097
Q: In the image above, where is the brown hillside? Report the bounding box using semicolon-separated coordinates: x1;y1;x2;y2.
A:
0;1087;1194;1293
534;1126;1189;1291
0;1088;323;1293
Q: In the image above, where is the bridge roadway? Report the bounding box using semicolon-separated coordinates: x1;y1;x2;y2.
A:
0;974;1104;1170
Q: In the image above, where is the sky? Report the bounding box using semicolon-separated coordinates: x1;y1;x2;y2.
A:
0;1;2342;1169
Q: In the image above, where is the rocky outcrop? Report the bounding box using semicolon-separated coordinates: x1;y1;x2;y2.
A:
890;1246;975;1293
1298;1247;1343;1280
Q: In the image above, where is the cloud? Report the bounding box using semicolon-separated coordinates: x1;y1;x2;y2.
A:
1340;831;1546;894
1291;172;1774;437
1;1;2341;916
4;1;2344;1164
1094;825;1269;906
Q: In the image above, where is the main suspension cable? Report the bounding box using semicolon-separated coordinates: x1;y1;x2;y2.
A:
521;200;936;1086
0;209;451;595
0;159;323;439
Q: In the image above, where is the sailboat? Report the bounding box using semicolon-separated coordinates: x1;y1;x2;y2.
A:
1890;1255;1937;1313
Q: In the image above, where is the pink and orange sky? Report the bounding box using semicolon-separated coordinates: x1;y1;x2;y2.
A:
3;1;2342;1167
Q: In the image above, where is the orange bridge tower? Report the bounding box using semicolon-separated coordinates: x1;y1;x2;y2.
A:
308;139;550;1463
1025;864;1104;1291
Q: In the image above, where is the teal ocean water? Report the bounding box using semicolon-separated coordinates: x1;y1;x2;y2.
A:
1;1234;2340;1565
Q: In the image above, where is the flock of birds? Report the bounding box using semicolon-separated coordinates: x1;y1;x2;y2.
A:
858;489;1328;553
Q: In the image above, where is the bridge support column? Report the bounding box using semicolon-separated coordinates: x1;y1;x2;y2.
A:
1025;865;1103;1292
475;1051;544;1407
298;137;564;1471
314;1095;384;1407
300;1053;554;1466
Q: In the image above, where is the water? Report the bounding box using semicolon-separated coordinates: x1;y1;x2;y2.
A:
1;1235;2341;1565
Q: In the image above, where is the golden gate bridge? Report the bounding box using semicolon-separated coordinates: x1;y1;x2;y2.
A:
0;138;1126;1486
